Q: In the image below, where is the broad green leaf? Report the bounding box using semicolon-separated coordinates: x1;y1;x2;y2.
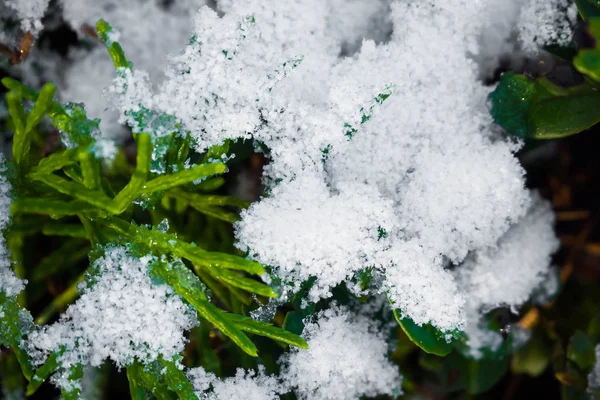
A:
574;18;600;82
511;336;550;377
392;310;453;356
567;330;596;372
224;313;309;349
283;311;305;336
158;357;196;399
142;163;227;193
444;352;509;395
489;72;600;139
576;0;600;20
26;351;59;395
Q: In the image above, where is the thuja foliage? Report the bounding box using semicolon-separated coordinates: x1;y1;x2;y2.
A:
0;20;312;399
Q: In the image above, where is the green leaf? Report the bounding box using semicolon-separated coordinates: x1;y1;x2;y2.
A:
205;266;276;298
392;310;453;356
26;351;59;395
574;18;600;81
31;174;120;214
490;72;600;139
127;365;149;400
113;133;151;212
25;82;56;133
96;19;131;70
224;313;309;349
511;336;550;377
11;198;98;218
126;363;176;400
576;0;600;20
567;330;596;372
0;293;34;381
588;312;600;344
60;364;83;400
444;352;509;395
283;311;305;336
150;259;258;357
158;357;196;399
142;163;227;193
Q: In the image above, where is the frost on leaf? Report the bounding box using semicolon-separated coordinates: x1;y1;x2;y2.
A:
25;246;198;370
279;306;401;400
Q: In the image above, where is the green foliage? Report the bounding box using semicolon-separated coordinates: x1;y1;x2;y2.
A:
0;20;307;398
489;15;600;139
392;311;454;357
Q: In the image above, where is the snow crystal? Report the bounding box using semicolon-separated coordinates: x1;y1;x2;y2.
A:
0;156;25;297
236;174;398;301
104;0;563;333
4;0;49;32
55;0;209;139
188;366;283;400
454;193;560;356
280;306;401;400
25;246;198;368
517;0;577;53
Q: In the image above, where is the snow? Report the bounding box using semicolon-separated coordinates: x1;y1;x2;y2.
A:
25;246;198;369
279;306;401;400
188;366;283;400
0;155;25;297
98;0;566;335
3;0;49;32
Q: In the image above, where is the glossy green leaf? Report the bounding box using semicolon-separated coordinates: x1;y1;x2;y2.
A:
489;72;600;139
574;18;600;82
444;352;509;395
26;351;59;395
567;330;596;372
283;311;305;336
127;366;149;400
576;0;600;20
393;310;453;356
224;313;309;349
